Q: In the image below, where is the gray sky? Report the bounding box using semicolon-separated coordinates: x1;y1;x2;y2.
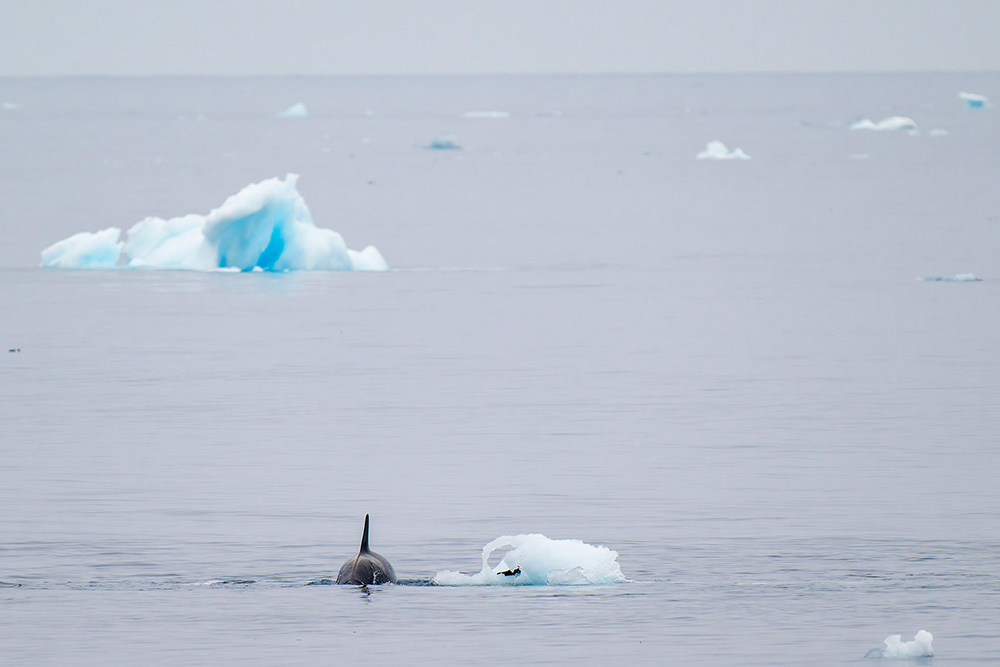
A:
2;0;999;76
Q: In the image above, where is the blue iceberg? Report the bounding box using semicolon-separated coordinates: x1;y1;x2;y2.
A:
959;92;990;109
40;174;388;272
432;533;627;586
424;134;462;150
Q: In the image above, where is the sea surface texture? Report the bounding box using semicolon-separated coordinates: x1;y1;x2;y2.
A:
1;74;998;665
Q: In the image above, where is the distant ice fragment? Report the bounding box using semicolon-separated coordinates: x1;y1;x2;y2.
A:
696;140;750;160
277;103;309;119
929;128;949;137
920;273;981;282
959;91;990;109
41;174;387;272
432;533;627;586
424;134;462;150
849;116;918;132
1;101;23;111
462;110;510;119
865;630;934;659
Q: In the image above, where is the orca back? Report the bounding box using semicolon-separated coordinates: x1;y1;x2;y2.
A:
335;514;397;585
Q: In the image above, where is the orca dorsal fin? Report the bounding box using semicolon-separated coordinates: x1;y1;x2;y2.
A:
360;514;370;553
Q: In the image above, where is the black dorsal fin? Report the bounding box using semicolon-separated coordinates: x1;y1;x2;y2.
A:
360;514;370;553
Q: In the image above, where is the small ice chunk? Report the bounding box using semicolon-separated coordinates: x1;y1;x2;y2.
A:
865;630;934;659
959;91;990;109
1;101;24;111
347;245;389;271
850;116;918;132
696;140;750;160
920;273;981;282
462;110;510;119
425;134;462;150
277;103;309;119
928;128;949;137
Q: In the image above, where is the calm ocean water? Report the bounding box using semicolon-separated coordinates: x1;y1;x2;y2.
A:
1;74;998;664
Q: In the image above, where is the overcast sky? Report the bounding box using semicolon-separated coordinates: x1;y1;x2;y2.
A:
2;0;999;76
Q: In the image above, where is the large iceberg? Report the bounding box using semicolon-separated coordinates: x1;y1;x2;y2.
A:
865;630;934;659
41;174;388;272
432;533;627;586
696;140;750;160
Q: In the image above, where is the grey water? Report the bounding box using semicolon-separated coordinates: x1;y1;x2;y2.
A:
2;73;999;664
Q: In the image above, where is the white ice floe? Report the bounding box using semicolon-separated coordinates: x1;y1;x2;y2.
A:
1;101;24;111
920;273;982;282
432;533;627;586
959;91;990;109
41;174;387;272
277;103;309;119
929;128;949;137
696;140;751;160
849;116;918;132
462;110;510;119
865;630;934;659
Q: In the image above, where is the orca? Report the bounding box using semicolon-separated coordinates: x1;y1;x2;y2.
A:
336;514;397;585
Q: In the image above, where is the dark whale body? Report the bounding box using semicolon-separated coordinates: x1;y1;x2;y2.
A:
336;514;397;585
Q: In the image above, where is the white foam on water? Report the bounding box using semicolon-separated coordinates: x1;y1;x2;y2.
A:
432;533;627;586
40;174;387;272
696;140;751;160
865;630;934;659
